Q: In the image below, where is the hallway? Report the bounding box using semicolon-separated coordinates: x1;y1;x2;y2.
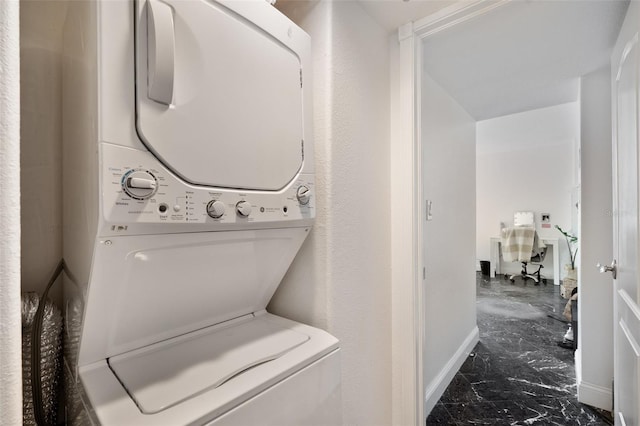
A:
426;274;612;425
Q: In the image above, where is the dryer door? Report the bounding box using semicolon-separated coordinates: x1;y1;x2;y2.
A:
135;0;304;191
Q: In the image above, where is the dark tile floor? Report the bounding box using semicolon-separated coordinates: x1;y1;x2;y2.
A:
426;273;612;425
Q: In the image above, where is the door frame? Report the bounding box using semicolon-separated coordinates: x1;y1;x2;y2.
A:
391;1;510;423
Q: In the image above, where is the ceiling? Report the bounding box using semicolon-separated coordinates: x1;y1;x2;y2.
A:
276;0;456;31
277;0;629;122
420;0;629;121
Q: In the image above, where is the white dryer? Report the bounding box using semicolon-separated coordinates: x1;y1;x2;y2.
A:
61;1;341;424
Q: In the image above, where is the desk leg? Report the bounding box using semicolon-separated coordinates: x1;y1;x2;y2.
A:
552;242;560;285
490;240;499;278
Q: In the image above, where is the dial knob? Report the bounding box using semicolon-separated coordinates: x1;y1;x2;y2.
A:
236;200;252;217
296;185;311;205
122;170;157;200
206;200;226;219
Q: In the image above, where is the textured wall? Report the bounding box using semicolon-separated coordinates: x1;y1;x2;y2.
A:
0;0;23;422
271;2;392;424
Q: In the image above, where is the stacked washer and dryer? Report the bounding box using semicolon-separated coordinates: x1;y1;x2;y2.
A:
62;0;341;424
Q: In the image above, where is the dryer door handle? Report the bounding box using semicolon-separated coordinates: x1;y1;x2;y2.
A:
146;0;174;105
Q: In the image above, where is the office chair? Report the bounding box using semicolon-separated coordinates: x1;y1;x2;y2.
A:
502;212;548;285
509;247;547;285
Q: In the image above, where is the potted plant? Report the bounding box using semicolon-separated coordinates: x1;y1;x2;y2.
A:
555;225;578;280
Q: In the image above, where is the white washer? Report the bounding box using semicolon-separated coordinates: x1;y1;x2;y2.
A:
61;1;341;424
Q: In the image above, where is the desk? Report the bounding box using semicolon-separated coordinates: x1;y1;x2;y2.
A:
490;237;560;285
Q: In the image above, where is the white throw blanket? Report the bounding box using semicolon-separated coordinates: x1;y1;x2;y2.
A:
501;227;544;263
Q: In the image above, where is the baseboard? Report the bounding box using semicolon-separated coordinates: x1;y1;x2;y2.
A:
577;379;612;411
424;326;480;416
575;347;612;411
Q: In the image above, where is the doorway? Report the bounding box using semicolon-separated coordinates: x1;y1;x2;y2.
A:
392;0;628;422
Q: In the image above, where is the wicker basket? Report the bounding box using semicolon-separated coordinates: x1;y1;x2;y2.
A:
561;278;577;299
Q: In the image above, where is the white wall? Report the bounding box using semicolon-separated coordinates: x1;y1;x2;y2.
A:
421;72;478;412
271;2;392;425
576;66;613;410
20;0;67;304
0;0;23;422
476;102;579;275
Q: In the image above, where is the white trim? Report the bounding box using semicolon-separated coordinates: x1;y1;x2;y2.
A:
413;0;510;39
576;332;611;412
391;25;422;426
610;27;621;426
398;22;413;42
393;1;510;424
424;327;479;415
577;380;612;411
620;288;640;324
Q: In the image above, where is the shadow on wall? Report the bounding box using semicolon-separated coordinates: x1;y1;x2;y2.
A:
20;0;69;306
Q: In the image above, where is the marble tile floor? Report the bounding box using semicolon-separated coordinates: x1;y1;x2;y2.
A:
426;273;612;425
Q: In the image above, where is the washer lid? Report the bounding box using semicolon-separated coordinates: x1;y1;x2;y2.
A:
109;316;309;414
135;0;305;191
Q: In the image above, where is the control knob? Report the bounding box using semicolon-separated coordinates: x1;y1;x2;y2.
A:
296;185;311;205
236;200;252;217
206;200;226;219
122;169;157;200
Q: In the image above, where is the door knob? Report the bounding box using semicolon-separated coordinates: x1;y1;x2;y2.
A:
597;260;617;279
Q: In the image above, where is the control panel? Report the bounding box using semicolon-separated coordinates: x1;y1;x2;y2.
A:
102;144;315;231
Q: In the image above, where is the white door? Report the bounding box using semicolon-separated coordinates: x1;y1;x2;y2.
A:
611;2;640;424
134;0;304;191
